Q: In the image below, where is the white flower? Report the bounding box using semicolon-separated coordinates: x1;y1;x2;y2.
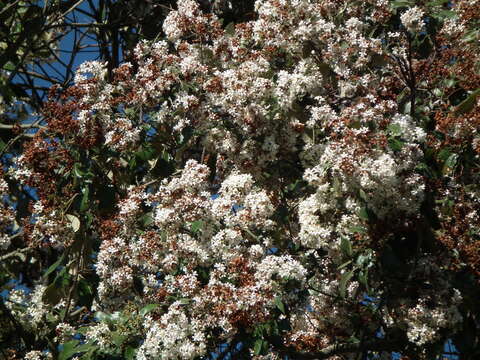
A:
400;7;425;32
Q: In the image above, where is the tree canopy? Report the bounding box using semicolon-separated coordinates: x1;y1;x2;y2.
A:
1;0;480;359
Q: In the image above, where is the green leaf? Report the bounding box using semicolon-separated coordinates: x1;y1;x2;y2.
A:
80;186;90;212
445;78;456;88
454;88;480;116
94;311;112;322
112;332;127;346
190;220;204;234
139;212;154;227
253;339;265;355
387;123;402;137
224;22;235;36
434;10;457;19
43;253;65;278
58;340;80;360
274;296;286;314
140;304;159;316
349;225;367;234
391;0;414;9
388;138;404;152
438;147;452;162
3;61;15;71
358;189;368;201
443;153;458;174
358;207;370;221
73;163;86;178
338;260;352;270
125;347;137;360
340;236;353;258
358;270;368;287
178;298;191;305
339;270;355;298
462;30;479;43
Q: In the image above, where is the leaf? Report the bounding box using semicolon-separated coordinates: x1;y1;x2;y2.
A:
253;339;265;355
140;304;159;316
358;207;370;221
338;260;352;270
274;296;286;314
139;212;154;227
349;225;367;234
454;88;480;116
443;153;458;175
66;214;80;232
58;340;80;360
94;311;112;322
445;78;456;88
339;270;355;298
73;163;86;178
178;298;191;305
358;188;368;201
358;270;368;287
462;30;479;43
112;332;127;347
390;0;414;9
3;61;15;71
190;220;203;234
224;22;235;36
388;138;404;152
387;123;402;137
43;253;65;278
434;10;457;19
340;236;353;258
124;347;137;360
80;186;90;212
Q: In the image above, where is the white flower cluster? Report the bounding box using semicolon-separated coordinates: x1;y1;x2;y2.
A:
30;201;75;248
406;295;463;346
85;322;112;350
255;255;307;284
137;305;206;360
24;351;53;360
74;60;107;83
22;0;471;357
400;7;425;33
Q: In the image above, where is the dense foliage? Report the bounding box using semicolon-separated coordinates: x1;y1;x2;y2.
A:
1;0;480;359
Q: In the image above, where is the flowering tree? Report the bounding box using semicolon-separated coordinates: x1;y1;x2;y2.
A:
1;0;480;359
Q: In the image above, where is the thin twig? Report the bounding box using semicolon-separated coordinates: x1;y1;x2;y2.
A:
0;246;30;262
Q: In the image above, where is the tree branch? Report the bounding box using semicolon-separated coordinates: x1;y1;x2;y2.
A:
278;339;399;359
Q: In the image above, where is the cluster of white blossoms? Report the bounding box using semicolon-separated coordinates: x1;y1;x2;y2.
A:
5;285;52;333
0;176;14;250
29;201;76;248
24;351;53;360
137;305;207;360
7;0;476;358
400;6;425;33
406;298;463;346
78;0;463;356
85;323;113;350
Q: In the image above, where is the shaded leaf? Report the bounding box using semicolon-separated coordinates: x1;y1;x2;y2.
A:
274;296;286;314
140;304;159;316
454;88;480;116
339;270;355;298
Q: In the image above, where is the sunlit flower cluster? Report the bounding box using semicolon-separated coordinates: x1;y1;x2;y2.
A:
4;0;478;359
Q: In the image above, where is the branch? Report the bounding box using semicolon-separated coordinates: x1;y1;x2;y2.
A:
0;246;30;262
0;118;44;157
0;123;46;130
278;339;399;359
